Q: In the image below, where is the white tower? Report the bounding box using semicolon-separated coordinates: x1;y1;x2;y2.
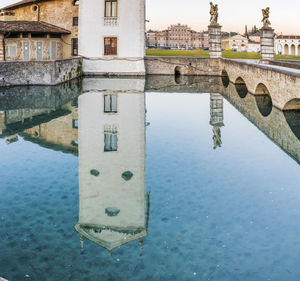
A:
75;78;149;253
79;0;146;76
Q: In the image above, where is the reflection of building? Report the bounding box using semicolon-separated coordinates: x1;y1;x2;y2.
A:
21;101;78;154
0;0;79;61
0;96;79;155
210;93;224;150
146;23;209;49
275;35;300;55
75;78;149;255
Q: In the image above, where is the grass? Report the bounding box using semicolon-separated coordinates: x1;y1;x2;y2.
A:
146;49;300;60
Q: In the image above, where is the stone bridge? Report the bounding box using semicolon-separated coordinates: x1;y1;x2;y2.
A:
145;56;300;111
220;59;300;110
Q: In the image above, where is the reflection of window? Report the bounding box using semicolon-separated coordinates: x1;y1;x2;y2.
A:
104;94;117;113
104;133;117;152
105;0;117;17
104;37;117;55
72;119;78;129
71;140;78;147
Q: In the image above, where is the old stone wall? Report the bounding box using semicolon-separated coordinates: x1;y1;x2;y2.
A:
2;0;78;58
145;56;221;76
5;37;63;61
0;57;82;85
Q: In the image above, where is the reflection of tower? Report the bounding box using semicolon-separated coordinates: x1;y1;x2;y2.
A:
0;111;5;135
210;93;224;150
75;78;149;256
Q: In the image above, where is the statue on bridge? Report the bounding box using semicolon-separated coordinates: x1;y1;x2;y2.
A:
209;2;219;25
262;7;271;29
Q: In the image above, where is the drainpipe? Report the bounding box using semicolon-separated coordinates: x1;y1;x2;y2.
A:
2;34;6;61
34;1;41;21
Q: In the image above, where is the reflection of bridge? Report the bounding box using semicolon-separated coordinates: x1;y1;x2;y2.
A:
146;75;300;164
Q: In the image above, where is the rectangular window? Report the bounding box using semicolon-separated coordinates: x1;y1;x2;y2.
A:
50;41;57;60
105;0;117;17
71;38;78;56
73;17;78;26
104;133;117;152
104;37;117;55
8;45;17;58
104;94;117;113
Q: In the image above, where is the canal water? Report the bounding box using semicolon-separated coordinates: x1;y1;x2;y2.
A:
0;76;300;281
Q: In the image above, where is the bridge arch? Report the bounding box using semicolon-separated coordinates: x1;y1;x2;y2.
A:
255;83;272;117
283;98;300;111
174;66;181;76
283;99;300;140
235;77;248;98
221;69;229;88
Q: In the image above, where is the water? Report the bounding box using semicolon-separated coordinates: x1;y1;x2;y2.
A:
0;76;300;281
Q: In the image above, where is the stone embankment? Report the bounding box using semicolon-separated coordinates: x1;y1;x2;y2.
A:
0;57;83;86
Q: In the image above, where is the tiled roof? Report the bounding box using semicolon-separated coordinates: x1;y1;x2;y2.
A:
0;21;71;34
277;35;300;40
1;0;49;10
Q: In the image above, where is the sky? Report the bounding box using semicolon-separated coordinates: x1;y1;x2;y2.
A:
1;0;299;34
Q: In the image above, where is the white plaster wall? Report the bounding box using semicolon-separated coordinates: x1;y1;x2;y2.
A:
79;0;145;74
78;78;147;229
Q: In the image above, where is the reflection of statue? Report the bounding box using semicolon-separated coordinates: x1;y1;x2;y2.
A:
210;2;218;25
213;126;222;149
262;7;271;28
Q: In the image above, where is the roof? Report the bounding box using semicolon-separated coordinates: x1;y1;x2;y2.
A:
1;0;50;10
0;21;71;34
276;35;300;40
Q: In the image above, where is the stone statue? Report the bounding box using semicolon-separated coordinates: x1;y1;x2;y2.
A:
262;7;271;28
209;2;218;25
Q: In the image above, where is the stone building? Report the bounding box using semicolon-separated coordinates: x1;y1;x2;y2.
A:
222;34;248;52
0;21;70;61
0;0;79;60
275;35;300;56
146;23;209;49
75;78;149;253
79;0;145;75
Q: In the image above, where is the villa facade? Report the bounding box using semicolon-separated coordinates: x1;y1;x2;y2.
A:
275;35;300;56
146;23;209;49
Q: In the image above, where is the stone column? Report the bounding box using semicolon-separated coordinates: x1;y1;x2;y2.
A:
208;25;222;58
260;28;274;62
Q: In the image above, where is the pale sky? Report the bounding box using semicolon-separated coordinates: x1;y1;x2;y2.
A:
1;0;299;34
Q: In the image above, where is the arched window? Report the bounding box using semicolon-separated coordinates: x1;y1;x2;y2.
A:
105;0;117;17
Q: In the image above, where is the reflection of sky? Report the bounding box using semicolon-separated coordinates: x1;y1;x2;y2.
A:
1;0;299;34
1;89;300;280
